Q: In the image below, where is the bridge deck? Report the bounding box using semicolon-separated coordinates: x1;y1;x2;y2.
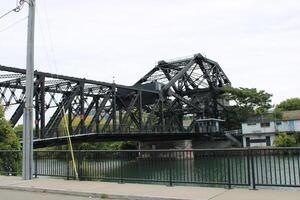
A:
31;132;226;148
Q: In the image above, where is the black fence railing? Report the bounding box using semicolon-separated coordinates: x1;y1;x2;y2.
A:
1;148;300;189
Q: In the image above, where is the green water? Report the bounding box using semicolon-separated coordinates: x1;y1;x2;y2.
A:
36;154;300;187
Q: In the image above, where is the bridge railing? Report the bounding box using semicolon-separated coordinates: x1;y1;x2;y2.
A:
1;148;300;189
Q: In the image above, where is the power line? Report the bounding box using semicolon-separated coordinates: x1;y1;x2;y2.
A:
0;0;26;21
0;16;28;33
36;1;60;78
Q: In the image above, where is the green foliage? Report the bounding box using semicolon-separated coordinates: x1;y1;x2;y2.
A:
100;194;108;199
223;87;272;113
13;124;23;139
272;108;283;120
293;132;300;144
0;106;20;150
222;87;272;129
273;133;296;147
0;106;21;175
276;98;300;111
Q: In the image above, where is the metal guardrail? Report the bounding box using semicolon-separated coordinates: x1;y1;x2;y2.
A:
1;148;300;189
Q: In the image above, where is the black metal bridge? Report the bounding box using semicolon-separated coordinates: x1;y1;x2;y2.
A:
0;53;231;148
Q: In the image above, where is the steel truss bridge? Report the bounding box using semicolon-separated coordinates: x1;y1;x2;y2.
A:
0;54;231;148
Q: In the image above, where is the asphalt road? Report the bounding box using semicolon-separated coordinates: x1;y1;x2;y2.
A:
0;189;108;200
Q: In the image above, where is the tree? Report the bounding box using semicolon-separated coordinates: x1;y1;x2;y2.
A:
13;124;23;139
0;106;20;150
273;133;296;147
0;106;21;175
222;87;272;129
276;98;300;111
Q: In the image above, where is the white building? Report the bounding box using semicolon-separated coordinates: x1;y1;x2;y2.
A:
242;110;300;147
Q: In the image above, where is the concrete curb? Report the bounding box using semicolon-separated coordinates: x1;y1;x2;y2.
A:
0;185;199;200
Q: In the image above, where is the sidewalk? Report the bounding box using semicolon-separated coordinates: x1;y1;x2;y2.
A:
1;176;300;200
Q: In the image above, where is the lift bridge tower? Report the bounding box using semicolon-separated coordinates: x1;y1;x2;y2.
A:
133;54;231;148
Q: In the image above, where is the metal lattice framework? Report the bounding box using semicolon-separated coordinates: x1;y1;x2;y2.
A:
0;53;231;147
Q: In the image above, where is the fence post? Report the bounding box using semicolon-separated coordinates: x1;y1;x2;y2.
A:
250;149;256;190
77;151;82;180
169;151;173;186
120;151;124;184
34;151;38;178
227;152;231;189
66;152;70;180
247;149;251;187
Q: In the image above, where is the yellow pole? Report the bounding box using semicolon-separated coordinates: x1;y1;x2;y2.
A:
62;106;79;180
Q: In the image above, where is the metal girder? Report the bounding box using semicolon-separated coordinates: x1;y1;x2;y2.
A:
44;85;81;138
120;94;139;131
169;91;202;113
9;77;43;126
161;58;196;92
0;53;231;146
73;97;96;135
86;92;111;133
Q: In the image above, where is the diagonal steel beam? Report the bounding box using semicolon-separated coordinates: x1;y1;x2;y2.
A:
86;92;111;133
9;77;43;127
73;97;96;135
44;85;80;138
162;58;196;92
120;94;138;131
169;91;202;113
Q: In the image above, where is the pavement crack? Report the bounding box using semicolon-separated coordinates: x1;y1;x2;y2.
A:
208;189;229;200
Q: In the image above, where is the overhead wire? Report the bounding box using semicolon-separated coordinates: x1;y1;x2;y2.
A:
0;16;28;33
0;0;26;21
35;1;79;179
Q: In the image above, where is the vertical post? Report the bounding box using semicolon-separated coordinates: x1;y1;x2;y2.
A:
247;149;251;187
250;149;256;190
68;103;73;135
159;99;164;132
66;152;70;180
40;76;45;138
120;151;124;183
79;81;85;134
112;86;116;133
95;98;100;134
34;151;37;178
227;152;231;189
35;79;40;138
23;0;35;180
119;111;123;132
138;91;143;132
77;151;82;180
169;151;173;186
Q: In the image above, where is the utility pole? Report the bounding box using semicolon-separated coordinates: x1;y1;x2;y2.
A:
22;0;35;180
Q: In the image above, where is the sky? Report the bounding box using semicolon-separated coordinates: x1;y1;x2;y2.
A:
0;0;300;105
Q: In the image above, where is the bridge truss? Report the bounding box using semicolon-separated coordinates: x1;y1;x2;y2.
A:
0;54;231;147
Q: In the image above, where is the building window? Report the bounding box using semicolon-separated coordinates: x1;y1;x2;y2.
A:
276;121;282;125
266;136;271;146
246;137;250;147
261;122;270;127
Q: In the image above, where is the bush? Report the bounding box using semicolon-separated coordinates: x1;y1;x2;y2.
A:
293;132;300;143
0;106;21;175
273;133;296;147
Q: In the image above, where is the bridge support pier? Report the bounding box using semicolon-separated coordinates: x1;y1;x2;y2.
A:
191;139;233;149
138;140;192;150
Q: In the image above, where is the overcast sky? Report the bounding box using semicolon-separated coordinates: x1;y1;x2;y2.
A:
0;0;299;104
